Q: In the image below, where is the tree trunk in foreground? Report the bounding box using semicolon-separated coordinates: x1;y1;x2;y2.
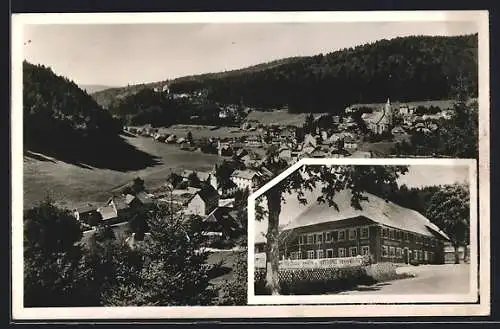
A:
265;189;282;295
454;244;461;264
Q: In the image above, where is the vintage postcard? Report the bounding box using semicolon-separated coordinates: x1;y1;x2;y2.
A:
11;10;489;320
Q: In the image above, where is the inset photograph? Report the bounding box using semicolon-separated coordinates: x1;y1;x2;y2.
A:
248;159;478;305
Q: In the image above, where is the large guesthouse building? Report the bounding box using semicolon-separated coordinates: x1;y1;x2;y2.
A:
256;190;450;265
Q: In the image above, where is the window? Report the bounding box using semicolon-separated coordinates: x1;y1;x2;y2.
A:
349;228;357;240
298;235;303;245
382;246;388;257
317;233;323;244
360;227;369;239
404;232;409;242
389;246;395;257
396;247;402;258
424;251;428;261
326;249;334;258
307;234;314;245
338;230;346;241
325;232;332;242
418;250;423;261
382;228;388;238
307;250;315;259
414;250;418;260
349;247;358;257
317;249;324;259
429;251;434;262
361;246;370;256
332;231;338;241
338;248;346;257
389;229;395;240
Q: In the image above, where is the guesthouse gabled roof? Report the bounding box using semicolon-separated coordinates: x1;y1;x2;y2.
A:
281;189;449;240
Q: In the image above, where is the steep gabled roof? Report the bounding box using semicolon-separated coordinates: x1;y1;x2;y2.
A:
282;189;449;240
231;169;259;180
98;204;118;221
197;185;219;204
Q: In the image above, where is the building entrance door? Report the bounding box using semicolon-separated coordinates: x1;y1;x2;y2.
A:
403;248;409;264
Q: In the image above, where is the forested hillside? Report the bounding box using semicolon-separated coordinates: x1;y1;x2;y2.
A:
93;34;478;115
23;61;157;170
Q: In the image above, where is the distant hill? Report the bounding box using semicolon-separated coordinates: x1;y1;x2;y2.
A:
91;56;305;109
93;34;478;118
80;84;118;94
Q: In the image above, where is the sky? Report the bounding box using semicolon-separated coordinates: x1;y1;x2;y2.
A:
397;165;470;188
22;21;478;87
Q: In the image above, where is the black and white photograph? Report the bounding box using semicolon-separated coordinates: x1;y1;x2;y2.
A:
11;11;490;319
249;159;477;304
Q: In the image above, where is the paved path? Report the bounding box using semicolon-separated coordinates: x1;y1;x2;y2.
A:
339;264;471;295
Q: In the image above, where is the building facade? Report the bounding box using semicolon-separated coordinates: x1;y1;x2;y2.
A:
279;218;446;264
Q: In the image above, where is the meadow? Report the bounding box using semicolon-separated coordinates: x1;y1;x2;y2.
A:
245;110;328;127
23;135;226;210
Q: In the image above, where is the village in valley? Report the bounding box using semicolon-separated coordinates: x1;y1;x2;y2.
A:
73;90;464;243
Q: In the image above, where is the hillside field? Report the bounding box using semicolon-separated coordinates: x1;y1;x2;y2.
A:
245;110;328;127
156;124;261;139
23;135;226;210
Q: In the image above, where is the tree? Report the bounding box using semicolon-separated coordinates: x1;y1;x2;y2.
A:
83;231;144;306
187;131;194;145
438;99;478;158
187;171;201;188
105;204;217;305
214;161;234;192
304;113;315;134
218;249;248;305
24;198;87;306
167;172;184;189
425;183;470;264
131;177;146;194
255;148;408;294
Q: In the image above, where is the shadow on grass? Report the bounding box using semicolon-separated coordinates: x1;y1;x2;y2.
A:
25;133;162;172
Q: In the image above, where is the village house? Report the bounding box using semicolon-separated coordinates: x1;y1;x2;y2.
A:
231;169;260;190
97;195;131;224
258;190;449;264
166;134;177;144
343;135;358;151
245;135;262;147
398;105;415;116
73;204;101;226
184;185;220;216
202;206;241;241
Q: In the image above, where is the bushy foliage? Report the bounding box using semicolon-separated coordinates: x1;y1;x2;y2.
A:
218;250;248;305
24;201;219;307
23;199;87;306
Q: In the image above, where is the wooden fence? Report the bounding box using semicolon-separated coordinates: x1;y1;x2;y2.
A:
255;255;368;269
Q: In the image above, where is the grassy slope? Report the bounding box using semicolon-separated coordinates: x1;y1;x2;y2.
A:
24;135;224;210
245;111;329;127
